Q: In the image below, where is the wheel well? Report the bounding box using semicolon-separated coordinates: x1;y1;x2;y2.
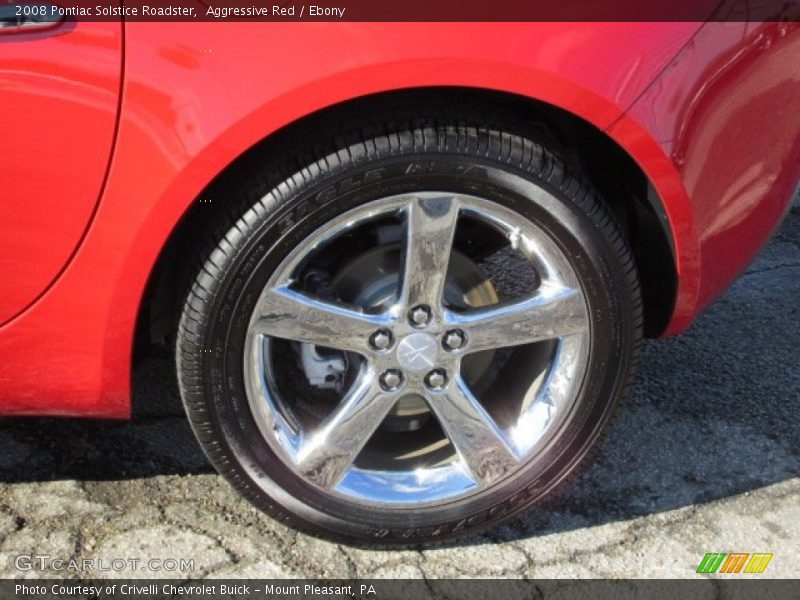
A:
134;87;676;363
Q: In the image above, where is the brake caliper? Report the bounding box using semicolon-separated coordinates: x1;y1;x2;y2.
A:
293;269;348;391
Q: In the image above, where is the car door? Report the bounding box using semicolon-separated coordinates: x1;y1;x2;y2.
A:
0;11;122;324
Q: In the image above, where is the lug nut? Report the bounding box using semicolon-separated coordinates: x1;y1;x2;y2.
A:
424;369;448;390
369;329;393;351
408;305;432;327
379;369;404;392
442;329;466;351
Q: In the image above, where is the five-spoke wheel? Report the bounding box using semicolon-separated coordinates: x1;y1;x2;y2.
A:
245;193;590;504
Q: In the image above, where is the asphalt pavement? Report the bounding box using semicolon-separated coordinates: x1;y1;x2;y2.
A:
0;202;797;580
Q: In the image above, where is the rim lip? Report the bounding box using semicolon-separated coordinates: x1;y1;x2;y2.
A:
243;192;591;509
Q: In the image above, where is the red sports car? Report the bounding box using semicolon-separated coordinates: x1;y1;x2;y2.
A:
1;13;798;544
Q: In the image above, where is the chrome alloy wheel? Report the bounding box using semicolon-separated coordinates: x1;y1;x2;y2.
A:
243;193;590;507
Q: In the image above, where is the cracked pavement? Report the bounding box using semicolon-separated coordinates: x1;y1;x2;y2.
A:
0;202;798;580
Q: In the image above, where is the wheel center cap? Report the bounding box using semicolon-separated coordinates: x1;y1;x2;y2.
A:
395;333;439;372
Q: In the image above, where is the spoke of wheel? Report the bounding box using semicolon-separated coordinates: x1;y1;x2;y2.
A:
252;286;390;354
400;195;461;310
426;376;519;487
295;372;397;489
449;283;588;353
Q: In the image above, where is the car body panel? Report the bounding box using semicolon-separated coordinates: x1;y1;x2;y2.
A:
609;17;800;333
0;20;796;417
0;22;122;324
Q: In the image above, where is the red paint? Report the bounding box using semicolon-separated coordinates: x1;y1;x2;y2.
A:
611;17;800;334
0;22;122;324
0;21;796;417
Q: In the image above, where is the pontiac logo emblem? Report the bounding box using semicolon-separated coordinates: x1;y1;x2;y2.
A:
395;333;439;372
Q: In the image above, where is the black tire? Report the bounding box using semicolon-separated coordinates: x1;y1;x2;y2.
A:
176;123;642;545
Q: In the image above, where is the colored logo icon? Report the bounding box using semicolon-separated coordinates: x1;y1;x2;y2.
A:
696;552;773;574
